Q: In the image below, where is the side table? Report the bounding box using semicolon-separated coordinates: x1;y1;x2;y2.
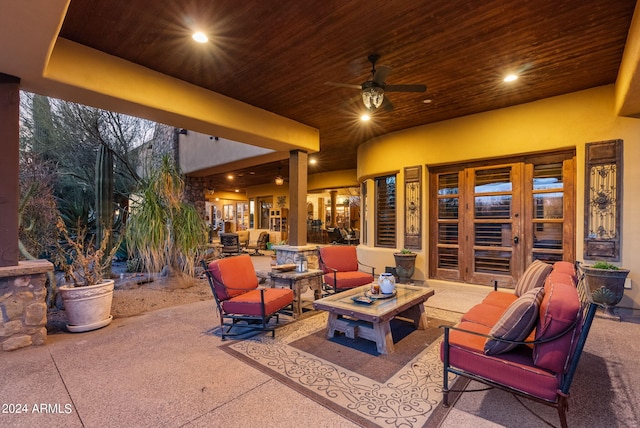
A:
269;269;323;317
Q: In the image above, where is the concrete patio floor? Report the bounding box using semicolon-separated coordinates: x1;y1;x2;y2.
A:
2;256;638;427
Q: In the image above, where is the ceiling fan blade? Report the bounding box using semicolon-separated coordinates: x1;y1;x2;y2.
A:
382;97;394;111
325;81;361;90
373;65;392;85
385;84;427;92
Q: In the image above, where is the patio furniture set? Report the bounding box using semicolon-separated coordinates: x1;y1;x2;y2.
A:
201;247;598;426
201;245;431;352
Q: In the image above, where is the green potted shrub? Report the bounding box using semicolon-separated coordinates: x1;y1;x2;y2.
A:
394;248;417;283
55;219;119;332
582;261;630;318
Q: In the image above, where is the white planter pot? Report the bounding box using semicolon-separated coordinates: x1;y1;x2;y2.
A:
59;279;114;333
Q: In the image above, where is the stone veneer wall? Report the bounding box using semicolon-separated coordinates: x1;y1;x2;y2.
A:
0;260;53;352
274;245;319;270
185;176;207;219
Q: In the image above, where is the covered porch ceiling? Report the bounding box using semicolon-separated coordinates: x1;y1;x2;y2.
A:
2;0;640;192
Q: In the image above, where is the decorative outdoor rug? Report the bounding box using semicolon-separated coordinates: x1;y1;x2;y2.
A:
219;307;467;428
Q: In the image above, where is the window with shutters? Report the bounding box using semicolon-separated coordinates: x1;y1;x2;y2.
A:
375;175;396;248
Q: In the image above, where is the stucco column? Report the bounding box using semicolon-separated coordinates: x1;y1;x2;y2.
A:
0;73;20;267
330;190;338;228
288;150;308;246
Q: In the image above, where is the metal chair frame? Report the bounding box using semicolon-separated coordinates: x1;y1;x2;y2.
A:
440;264;601;428
317;245;375;295
246;231;269;256
200;259;291;340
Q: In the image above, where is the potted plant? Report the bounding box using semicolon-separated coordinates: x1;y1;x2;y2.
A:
55;218;119;332
582;261;630;318
394;248;417;283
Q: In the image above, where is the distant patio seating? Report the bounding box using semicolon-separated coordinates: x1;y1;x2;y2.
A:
246;231;269;256
219;233;242;256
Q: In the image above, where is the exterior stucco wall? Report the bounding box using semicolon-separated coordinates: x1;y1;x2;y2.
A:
357;85;640;308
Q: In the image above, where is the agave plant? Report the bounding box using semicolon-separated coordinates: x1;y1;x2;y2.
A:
126;156;207;277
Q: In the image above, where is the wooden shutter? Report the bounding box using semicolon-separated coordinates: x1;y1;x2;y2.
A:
375;175;396;248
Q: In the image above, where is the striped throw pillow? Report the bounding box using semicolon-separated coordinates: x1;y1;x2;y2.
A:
514;260;552;296
484;287;545;355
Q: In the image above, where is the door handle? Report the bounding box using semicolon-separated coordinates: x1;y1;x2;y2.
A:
513;236;519;244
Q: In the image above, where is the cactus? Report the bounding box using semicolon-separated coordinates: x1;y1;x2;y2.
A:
95;145;114;278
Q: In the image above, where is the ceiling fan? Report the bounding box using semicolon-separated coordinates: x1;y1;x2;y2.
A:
326;54;427;112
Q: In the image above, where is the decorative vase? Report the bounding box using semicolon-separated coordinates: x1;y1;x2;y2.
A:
394;253;417;283
378;273;396;294
583;266;629;318
59;279;114;332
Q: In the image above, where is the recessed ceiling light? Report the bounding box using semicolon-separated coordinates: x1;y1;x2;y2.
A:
423;99;433;104
192;32;208;43
227;174;233;180
361;114;371;121
235;189;240;193
504;74;518;82
309;158;317;165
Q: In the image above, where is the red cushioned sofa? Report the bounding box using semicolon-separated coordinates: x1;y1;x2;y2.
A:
440;261;600;428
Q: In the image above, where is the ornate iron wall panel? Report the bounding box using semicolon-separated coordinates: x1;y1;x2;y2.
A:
404;166;422;249
584;139;623;261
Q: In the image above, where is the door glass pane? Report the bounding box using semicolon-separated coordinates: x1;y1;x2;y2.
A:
438;173;458;195
438;224;458;244
475;223;512;247
438;198;459;219
474;250;511;274
533;253;563;263
533;223;563;250
438;247;458;269
475;168;512;193
533;193;563;219
475;195;511;218
533;163;563;190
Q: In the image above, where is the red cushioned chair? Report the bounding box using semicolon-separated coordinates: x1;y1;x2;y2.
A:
201;255;294;339
317;245;375;295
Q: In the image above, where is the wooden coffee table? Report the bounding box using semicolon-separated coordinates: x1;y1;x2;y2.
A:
312;284;435;354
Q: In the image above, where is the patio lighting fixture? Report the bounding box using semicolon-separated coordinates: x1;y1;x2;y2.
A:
504;73;518;82
275;167;284;186
362;82;384;110
192;32;208;43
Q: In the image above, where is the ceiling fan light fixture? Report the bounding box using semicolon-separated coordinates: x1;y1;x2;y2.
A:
275;167;284;186
362;84;384;110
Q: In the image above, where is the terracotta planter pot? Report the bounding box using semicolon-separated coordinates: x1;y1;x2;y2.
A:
394;253;417;283
59;279;114;333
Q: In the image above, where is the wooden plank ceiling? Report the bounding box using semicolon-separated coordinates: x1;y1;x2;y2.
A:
59;0;636;192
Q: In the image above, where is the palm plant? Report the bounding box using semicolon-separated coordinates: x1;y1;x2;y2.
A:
126;156;207;277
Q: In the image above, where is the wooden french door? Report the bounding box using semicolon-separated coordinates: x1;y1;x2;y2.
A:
430;151;575;287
